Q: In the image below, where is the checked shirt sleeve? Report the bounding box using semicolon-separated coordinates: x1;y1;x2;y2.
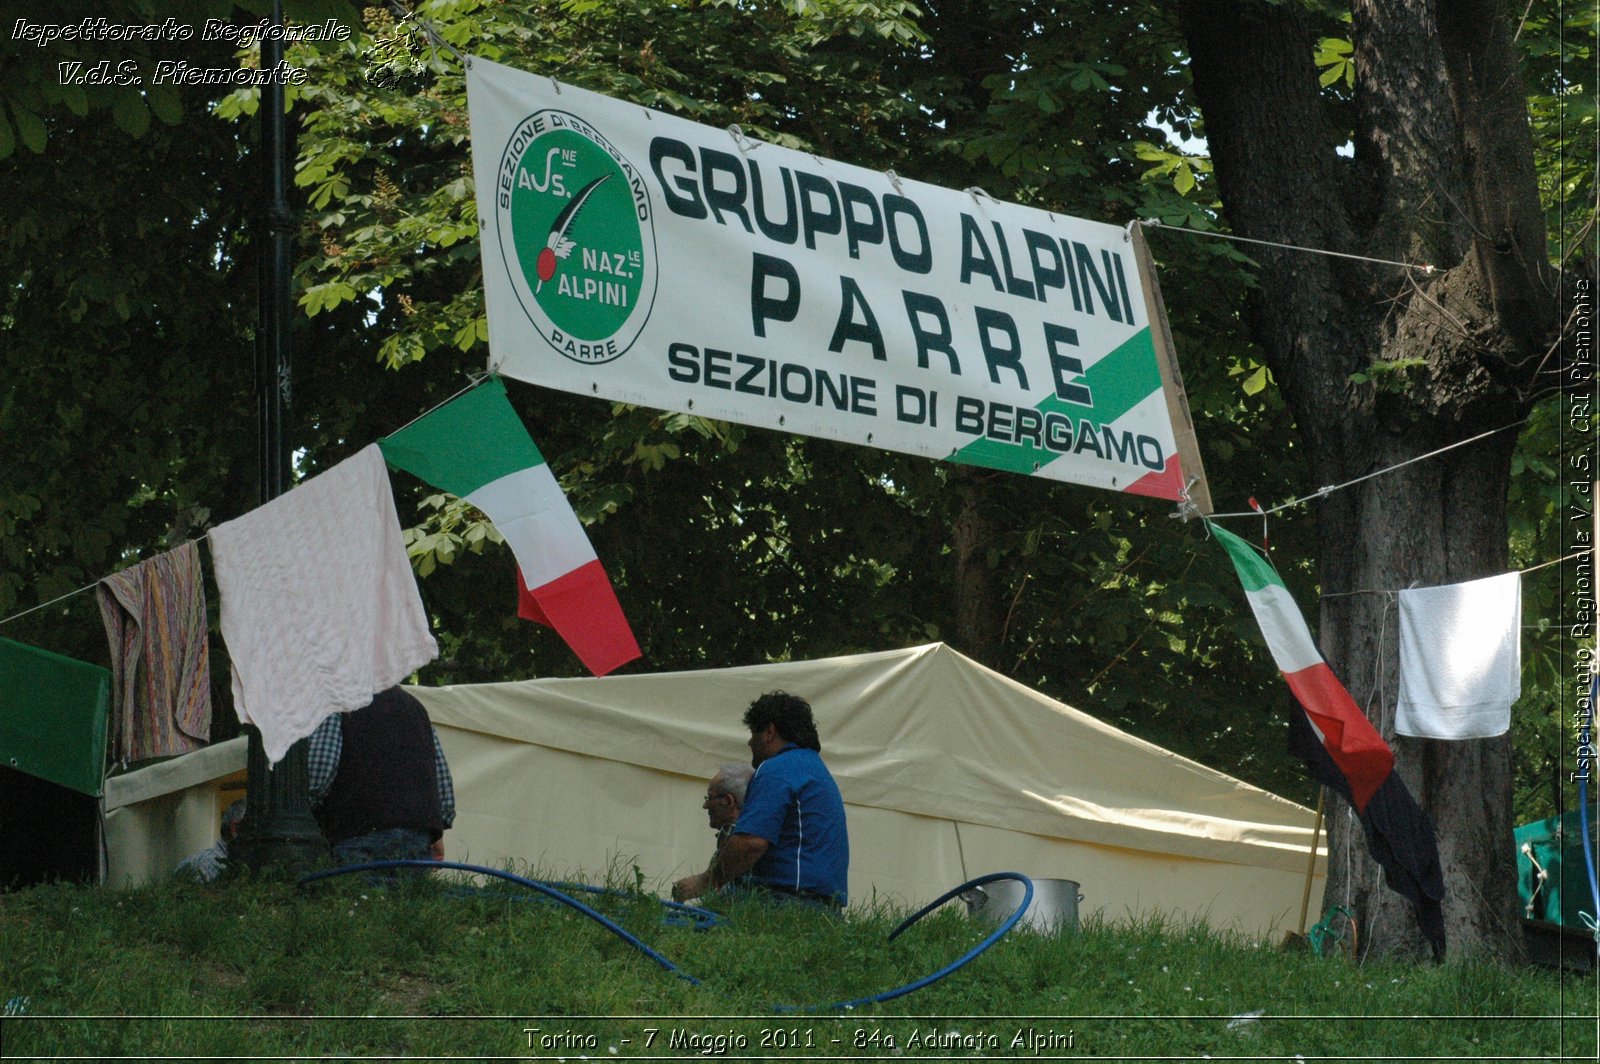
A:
432;729;455;828
306;714;342;806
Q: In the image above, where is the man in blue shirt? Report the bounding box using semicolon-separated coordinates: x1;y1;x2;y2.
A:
671;691;849;907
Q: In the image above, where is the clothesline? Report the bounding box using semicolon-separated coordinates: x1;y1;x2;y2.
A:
0;578;102;628
0;386;1572;631
4;516;1587;631
1203;418;1529;521
1139;218;1437;274
1318;548;1594;600
0;374;497;632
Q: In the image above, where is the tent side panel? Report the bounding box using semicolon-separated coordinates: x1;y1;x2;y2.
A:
103;786;229;886
100;738;247;887
437;723;971;908
956;821;1325;938
834;805;968;910
437;724;711;885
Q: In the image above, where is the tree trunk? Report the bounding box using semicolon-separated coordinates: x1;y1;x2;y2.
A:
1179;0;1558;960
1314;433;1525;962
950;467;1007;669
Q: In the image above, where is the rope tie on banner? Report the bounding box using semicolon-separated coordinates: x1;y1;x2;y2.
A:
727;124;757;154
885;170;905;195
964;186;996;204
1139;218;1437;274
1170;475;1205;522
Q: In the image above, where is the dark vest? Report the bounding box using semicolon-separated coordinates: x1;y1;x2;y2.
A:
316;688;444;845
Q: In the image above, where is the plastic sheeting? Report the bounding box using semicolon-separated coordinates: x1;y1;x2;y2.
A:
0;637;110;796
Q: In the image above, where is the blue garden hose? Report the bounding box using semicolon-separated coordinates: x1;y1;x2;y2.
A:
444;876;724;931
298;859;711;984
299;862;1034;1008
774;871;1035;1012
437;887;722;931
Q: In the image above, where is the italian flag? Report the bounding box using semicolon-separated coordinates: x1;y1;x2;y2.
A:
379;378;641;676
1212;523;1393;812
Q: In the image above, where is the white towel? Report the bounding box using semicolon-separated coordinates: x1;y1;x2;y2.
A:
209;445;438;763
1396;571;1521;740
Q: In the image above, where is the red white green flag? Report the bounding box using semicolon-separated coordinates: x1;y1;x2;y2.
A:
379;378;641;676
1212;523;1393;812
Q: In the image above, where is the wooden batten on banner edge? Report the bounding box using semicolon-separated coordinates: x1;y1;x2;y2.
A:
1129;223;1213;517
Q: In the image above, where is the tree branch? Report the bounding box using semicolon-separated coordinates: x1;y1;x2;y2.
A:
1434;0;1559;355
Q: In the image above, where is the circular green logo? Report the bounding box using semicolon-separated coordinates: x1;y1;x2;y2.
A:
496;111;657;364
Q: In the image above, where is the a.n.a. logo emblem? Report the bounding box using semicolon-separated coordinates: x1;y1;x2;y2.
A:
495;110;658;364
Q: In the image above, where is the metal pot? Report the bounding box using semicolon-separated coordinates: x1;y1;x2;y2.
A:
963;876;1083;934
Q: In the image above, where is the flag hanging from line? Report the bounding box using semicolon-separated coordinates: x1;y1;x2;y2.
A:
1288;701;1447;959
1211;522;1393;812
1213;522;1445;958
379;378;642;676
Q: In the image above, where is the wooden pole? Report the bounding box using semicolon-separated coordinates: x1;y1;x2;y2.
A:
1298;789;1326;936
1127;222;1213;516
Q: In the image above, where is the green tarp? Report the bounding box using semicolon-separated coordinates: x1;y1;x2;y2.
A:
1516;808;1600;932
0;637;110;797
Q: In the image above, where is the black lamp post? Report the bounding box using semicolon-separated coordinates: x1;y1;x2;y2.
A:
229;0;329;873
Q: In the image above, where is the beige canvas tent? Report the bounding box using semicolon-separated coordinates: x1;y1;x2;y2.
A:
103;736;247;886
104;644;1323;936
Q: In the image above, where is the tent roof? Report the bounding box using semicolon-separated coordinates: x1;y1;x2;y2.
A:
411;642;1314;872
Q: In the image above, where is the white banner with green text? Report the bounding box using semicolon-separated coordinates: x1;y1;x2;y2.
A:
467;57;1200;499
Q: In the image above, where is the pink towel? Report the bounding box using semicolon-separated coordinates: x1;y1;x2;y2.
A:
208;445;437;763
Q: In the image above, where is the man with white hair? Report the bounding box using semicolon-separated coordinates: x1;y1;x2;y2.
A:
703;762;754;850
672;762;752;901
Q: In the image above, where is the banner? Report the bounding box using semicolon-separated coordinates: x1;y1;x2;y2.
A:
467;58;1200;500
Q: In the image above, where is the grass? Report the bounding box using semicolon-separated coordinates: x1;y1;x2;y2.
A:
0;864;1594;1061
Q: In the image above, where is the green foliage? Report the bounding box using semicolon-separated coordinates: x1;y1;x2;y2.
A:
1135;141;1211;197
1518;0;1598;261
1313;36;1355;89
1507;397;1588;823
1347;356;1426;389
3;0;1581;825
0;878;1586;1056
0;14;261;673
401;493;503;578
